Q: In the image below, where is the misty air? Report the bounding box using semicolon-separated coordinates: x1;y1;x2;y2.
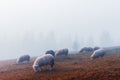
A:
0;0;120;80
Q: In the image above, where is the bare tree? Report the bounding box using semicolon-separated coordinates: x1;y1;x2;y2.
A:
22;31;35;53
100;31;113;47
86;36;94;47
72;36;79;51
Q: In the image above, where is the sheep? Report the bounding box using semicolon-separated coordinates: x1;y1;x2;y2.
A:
79;47;94;53
45;50;55;56
16;55;30;64
79;47;87;53
93;47;100;51
55;48;68;56
32;54;54;72
103;46;120;54
91;46;120;60
90;49;106;59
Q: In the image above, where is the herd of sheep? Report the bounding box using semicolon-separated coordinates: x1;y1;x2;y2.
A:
16;48;68;72
16;46;120;72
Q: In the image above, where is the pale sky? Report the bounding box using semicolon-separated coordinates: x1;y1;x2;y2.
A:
0;0;120;60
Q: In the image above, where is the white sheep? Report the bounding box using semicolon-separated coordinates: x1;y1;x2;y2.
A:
103;46;120;53
90;49;106;59
32;54;54;72
16;55;30;64
55;48;68;56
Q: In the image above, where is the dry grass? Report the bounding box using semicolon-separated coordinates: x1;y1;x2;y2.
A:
0;53;119;80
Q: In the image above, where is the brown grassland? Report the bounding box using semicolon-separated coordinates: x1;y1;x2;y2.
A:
0;53;119;80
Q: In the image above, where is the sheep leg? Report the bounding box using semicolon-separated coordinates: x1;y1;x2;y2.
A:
38;67;41;71
49;59;54;71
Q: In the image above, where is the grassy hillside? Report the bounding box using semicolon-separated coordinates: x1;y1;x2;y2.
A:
0;53;119;80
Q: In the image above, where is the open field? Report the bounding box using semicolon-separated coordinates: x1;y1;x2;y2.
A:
0;53;119;80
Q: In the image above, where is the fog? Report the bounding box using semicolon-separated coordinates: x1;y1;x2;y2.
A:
0;0;120;60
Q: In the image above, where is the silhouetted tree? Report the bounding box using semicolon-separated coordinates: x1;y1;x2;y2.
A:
22;31;35;53
86;36;94;47
100;31;113;47
72;36;79;51
44;31;56;50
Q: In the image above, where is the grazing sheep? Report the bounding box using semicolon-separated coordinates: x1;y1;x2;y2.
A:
93;47;100;51
103;46;120;54
45;50;55;56
16;55;30;64
79;47;86;53
79;47;94;53
32;54;54;72
90;49;106;59
55;48;68;56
